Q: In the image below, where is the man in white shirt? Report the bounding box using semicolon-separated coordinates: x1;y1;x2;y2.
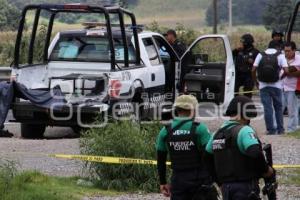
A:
282;41;300;132
252;41;288;135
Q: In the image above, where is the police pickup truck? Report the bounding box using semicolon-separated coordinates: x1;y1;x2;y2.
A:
11;4;235;138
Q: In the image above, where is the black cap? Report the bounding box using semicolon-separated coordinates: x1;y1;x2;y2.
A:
272;29;284;38
165;29;177;38
241;34;254;45
225;96;257;119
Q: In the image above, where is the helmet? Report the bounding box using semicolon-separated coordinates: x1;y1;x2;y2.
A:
225;96;257;119
272;29;284;38
241;34;254;45
174;95;198;110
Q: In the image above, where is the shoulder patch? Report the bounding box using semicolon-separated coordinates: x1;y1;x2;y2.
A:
241;125;258;139
249;132;257;140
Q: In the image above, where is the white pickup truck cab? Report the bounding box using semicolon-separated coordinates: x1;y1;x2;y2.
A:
11;4;235;138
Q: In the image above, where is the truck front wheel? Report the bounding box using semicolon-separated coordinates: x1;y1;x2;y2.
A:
21;123;46;139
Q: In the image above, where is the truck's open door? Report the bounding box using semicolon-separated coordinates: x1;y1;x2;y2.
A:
179;35;235;107
286;1;300;43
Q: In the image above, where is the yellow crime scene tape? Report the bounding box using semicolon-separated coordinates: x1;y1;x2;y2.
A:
49;153;300;169
3;151;300;169
50;154;171;165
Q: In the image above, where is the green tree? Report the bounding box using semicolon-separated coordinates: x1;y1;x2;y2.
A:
206;0;266;26
0;0;20;31
262;0;297;31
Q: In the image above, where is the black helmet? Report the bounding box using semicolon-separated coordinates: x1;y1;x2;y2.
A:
225;96;257;119
272;29;284;38
241;34;254;45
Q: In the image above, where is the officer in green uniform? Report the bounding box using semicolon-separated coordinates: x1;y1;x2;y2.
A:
205;96;274;200
156;95;218;200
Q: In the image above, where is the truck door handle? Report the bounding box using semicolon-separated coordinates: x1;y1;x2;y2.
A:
151;73;155;81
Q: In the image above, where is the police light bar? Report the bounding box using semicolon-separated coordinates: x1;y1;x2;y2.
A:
82;22;107;29
82;22;124;28
82;22;144;31
129;25;144;30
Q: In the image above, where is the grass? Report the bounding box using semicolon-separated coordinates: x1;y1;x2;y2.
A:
287;130;300;139
0;171;120;200
133;0;210;17
278;169;300;186
132;0;210;28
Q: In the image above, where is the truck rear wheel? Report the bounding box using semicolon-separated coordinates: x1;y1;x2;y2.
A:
21;123;46;139
131;92;145;121
71;126;84;137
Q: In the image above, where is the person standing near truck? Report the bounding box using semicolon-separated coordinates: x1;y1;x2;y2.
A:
268;30;284;51
156;95;218;200
233;34;260;99
252;41;288;135
282;41;300;132
165;29;187;58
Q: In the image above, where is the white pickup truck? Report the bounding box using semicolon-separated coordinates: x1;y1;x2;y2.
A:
11;4;235;138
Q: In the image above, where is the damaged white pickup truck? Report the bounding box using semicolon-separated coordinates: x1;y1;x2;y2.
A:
11;4;235;138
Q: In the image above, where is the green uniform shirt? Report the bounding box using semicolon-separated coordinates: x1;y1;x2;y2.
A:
156;118;211;152
205;121;259;154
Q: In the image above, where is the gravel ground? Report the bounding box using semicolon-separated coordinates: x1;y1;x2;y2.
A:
83;185;300;200
0;107;300;199
0;124;83;177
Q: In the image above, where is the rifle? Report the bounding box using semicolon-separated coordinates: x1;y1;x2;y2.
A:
262;144;278;200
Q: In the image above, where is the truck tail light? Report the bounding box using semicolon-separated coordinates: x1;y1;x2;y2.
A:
183;82;188;94
109;79;122;98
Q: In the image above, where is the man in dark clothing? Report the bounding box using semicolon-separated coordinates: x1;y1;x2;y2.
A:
0;81;66;138
156;95;218;200
205;96;274;200
268;30;284;51
0;81;14;137
165;29;187;58
233;34;260;98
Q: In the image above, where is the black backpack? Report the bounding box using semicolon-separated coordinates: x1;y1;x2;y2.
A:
257;51;281;83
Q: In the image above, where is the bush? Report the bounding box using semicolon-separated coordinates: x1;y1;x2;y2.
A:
146;21;270;52
0;159;18;196
146;21;198;46
0;25;50;65
80;121;165;192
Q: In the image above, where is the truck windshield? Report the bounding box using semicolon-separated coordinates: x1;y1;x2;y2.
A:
49;35;136;63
